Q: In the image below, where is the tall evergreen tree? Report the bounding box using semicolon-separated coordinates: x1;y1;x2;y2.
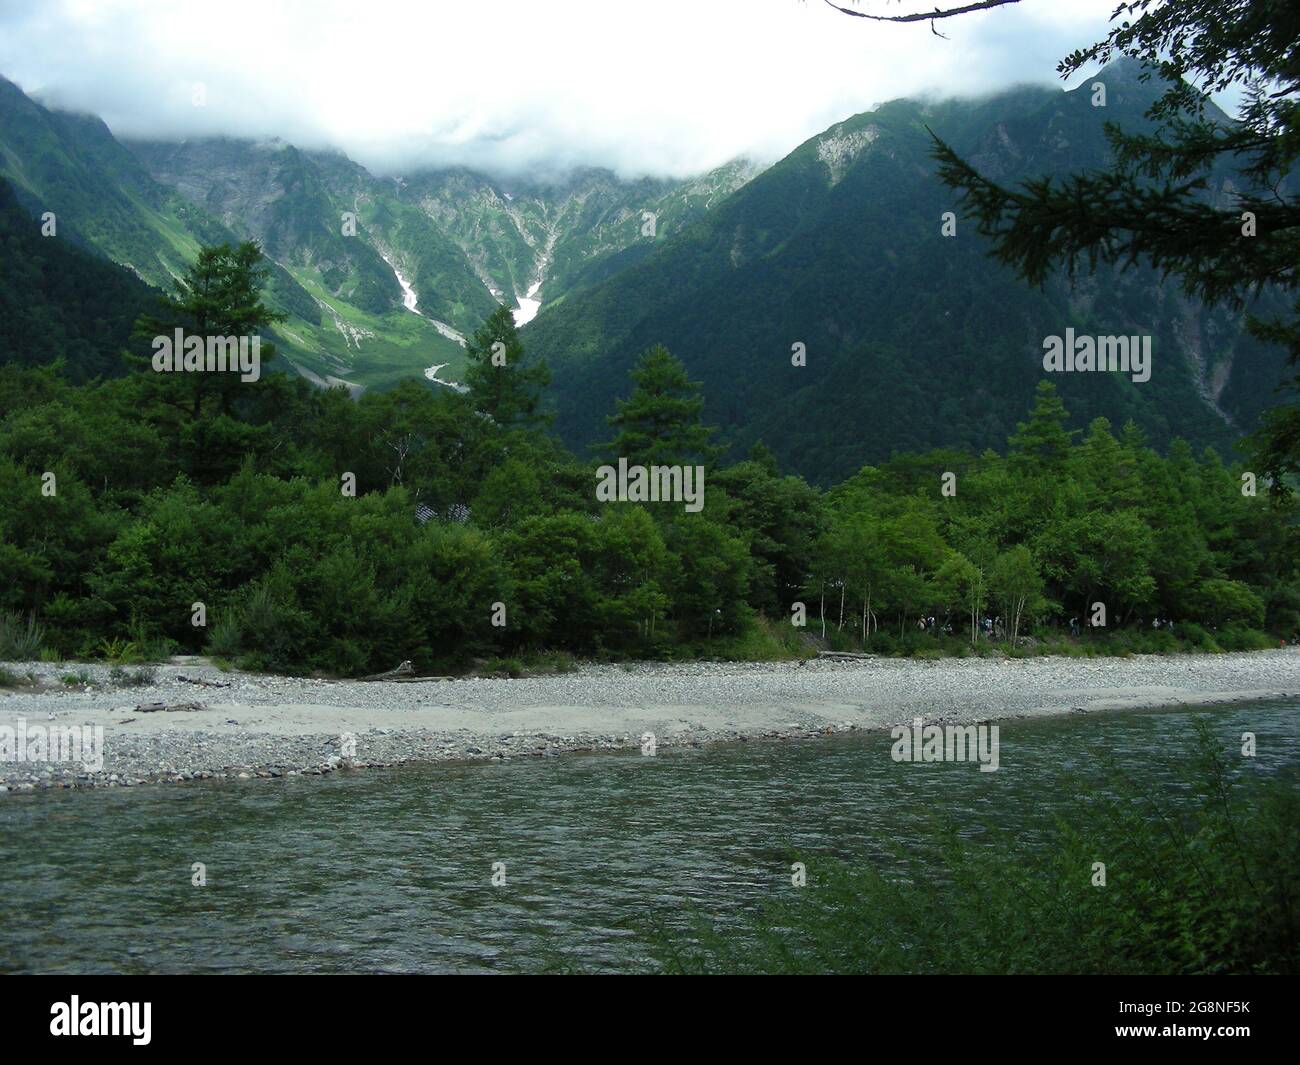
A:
132;241;282;421
463;305;551;431
1007;381;1076;468
605;345;720;467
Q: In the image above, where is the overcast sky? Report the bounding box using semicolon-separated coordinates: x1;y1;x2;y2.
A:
0;0;1123;178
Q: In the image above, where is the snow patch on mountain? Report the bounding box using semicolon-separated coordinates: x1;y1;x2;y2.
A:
378;247;420;313
377;245;466;344
512;279;542;326
430;319;466;345
424;362;468;392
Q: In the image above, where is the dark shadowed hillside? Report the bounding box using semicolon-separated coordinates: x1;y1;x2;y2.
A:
524;60;1287;483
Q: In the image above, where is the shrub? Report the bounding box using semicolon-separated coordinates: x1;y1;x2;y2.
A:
108;665;156;687
0;610;44;661
206;616;242;660
206;580;311;674
648;724;1299;974
96;637;144;664
0;665;35;687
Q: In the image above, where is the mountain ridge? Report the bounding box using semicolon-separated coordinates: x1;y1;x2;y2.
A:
0;72;762;391
520;60;1286;483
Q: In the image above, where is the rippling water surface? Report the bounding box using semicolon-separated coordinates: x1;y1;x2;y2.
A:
2;701;1297;973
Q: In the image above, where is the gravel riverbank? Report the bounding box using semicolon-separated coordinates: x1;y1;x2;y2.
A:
2;650;1298;793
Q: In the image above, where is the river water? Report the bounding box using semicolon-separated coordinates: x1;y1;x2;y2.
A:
2;700;1297;973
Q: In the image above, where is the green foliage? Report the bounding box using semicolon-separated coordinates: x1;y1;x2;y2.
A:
96;637;145;665
525;69;1285;485
463;305;551;431
0;238;1296;674
650;725;1300;974
0;178;159;380
0;665;35;687
989;545;1046;646
108;664;156;687
604;345;720;467
0;609;43;661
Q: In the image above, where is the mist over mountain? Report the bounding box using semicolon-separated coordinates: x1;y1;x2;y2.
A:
0;0;1122;180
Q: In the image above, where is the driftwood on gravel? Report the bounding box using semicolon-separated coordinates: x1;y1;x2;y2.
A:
817;651;877;660
134;701;207;713
354;661;455;682
177;675;231;688
358;660;415;681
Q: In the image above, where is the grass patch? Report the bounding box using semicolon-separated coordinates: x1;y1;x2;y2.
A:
108;665;157;687
0;665;36;688
0;610;44;661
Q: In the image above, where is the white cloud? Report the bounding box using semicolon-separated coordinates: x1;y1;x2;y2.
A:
0;0;1122;178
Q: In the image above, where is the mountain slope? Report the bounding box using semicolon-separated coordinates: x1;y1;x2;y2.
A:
0;176;159;380
127;138;762;329
523;61;1287;483
1;72;767;393
0;75;232;289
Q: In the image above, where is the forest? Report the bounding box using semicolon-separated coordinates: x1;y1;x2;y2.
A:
0;240;1296;678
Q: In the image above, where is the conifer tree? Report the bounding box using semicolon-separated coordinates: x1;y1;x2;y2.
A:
604;345;720;467
132;241;282;421
463;305;552;431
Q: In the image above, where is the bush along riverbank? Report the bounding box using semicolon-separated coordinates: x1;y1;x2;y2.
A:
643;723;1300;975
0;610;1289;692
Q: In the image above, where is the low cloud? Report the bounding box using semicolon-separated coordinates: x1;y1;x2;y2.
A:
0;0;1120;179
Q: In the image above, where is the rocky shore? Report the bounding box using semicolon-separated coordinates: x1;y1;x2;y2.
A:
1;649;1297;794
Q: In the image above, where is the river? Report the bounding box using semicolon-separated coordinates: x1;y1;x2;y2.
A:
1;700;1296;973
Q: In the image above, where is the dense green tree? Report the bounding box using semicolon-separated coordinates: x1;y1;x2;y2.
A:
989;545;1046;647
2;239;1297;670
1008;381;1076;470
0;178;158;380
935;552;986;647
661;514;752;639
712;456;825;614
604;345;721;467
463;305;552;431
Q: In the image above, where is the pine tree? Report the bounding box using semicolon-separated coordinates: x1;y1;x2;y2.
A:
1007;381;1076;468
132;241;282;421
604;345;721;467
463;305;552;430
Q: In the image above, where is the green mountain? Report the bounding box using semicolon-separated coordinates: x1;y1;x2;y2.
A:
0;71;763;393
523;60;1288;483
395;158;764;313
4;61;1284;475
0;176;158;380
126;138;760;337
0;75;458;390
0;75;234;288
